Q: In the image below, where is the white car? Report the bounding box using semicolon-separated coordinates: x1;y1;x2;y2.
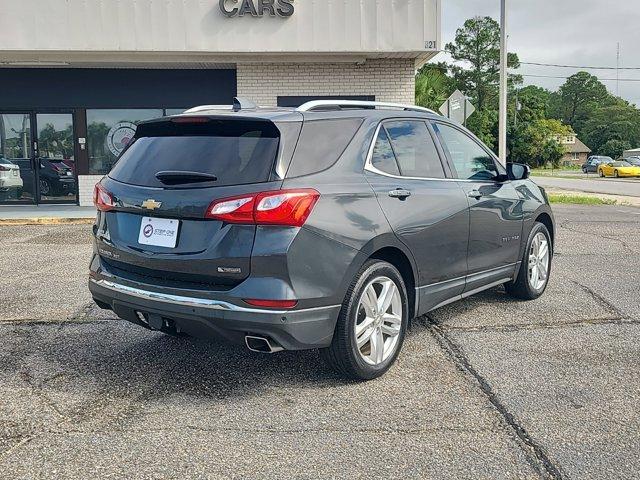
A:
0;157;24;199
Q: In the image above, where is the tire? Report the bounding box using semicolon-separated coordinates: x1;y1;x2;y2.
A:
598;169;605;177
39;179;51;196
582;168;587;174
505;222;552;300
614;170;619;178
321;259;409;380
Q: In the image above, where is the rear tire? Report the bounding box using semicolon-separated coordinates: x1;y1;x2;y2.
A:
614;170;619;178
321;259;409;380
505;222;552;300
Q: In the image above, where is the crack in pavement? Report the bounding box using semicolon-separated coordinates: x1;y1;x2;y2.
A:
558;222;638;252
426;317;566;480
438;315;636;334
572;281;629;320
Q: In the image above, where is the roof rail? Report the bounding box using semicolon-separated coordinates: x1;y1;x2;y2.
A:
296;100;437;115
183;97;258;114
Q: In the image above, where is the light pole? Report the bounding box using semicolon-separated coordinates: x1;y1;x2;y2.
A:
498;0;508;165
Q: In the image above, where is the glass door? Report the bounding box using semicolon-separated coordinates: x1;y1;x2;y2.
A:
0;112;36;204
35;113;77;204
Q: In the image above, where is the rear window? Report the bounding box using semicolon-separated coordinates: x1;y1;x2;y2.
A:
286;118;363;178
108;120;280;188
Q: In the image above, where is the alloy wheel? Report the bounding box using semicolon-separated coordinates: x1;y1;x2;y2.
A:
354;276;403;366
528;232;550;291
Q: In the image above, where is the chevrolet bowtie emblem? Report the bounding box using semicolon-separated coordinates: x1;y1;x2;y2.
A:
141;199;162;210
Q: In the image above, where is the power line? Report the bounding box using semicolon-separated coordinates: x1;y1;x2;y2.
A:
520;61;640;70
519;73;640;82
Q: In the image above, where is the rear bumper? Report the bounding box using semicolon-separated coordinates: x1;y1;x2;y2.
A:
89;277;341;351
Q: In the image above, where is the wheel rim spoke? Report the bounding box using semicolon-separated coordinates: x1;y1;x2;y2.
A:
376;280;396;315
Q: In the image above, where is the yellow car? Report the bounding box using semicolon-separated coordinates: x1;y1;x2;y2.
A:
598;160;640;178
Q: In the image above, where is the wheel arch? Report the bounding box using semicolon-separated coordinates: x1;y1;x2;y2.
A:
368;245;417;320
534;211;555;247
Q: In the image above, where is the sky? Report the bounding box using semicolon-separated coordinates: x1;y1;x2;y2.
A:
436;0;640;106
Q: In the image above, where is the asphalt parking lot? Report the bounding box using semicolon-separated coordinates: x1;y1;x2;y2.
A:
1;204;639;479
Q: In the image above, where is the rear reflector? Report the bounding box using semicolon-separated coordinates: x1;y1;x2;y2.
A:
94;183;115;212
206;189;320;227
243;299;298;309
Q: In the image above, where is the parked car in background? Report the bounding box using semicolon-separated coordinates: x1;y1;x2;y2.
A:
598;160;640;178
39;159;76;196
89;99;555;380
623;156;640;167
582;156;612;173
0;157;24;200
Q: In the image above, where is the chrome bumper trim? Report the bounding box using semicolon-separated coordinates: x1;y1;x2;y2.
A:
91;278;339;315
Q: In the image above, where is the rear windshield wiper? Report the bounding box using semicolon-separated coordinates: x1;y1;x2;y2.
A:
155;170;218;185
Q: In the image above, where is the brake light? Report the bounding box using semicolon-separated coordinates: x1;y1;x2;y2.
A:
243;299;298;309
206;189;320;227
94;183;115;212
171;116;211;124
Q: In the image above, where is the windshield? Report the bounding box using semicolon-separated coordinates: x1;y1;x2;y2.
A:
109;120;281;188
612;161;631;167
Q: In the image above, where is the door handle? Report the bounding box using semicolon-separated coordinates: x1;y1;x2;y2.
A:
388;189;412;199
468;189;483;199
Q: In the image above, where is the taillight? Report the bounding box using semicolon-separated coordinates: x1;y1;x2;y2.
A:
94;183;115;212
243;299;298;309
206;189;320;227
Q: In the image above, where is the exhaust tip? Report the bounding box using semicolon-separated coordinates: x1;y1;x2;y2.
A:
245;335;284;354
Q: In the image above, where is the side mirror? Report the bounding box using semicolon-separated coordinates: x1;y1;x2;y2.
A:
507;163;530;181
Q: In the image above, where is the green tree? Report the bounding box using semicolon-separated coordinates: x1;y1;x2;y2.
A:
510;119;573;168
581;103;640;154
549;72;613;136
446;16;522;112
415;62;455;111
599;139;632;159
513;85;551;124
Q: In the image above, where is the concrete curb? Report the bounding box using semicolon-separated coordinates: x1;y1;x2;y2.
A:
0;217;94;226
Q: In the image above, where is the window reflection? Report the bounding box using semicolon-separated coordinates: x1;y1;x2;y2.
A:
87;109;163;175
0;114;32;202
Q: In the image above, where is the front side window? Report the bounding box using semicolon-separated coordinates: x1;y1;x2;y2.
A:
370;120;445;178
435;123;500;181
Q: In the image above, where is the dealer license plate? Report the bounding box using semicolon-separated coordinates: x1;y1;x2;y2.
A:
138;217;179;248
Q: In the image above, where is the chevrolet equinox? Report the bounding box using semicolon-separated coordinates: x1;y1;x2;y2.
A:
89;98;555;380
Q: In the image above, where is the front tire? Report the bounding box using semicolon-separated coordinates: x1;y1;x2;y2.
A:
598;169;605;177
322;260;409;380
614;170;620;178
505;222;552;300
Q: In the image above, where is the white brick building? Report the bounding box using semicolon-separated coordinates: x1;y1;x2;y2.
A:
0;0;441;206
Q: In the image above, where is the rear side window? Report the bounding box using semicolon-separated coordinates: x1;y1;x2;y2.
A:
377;121;445;178
371;128;401;176
108;120;280;188
286;118;363;178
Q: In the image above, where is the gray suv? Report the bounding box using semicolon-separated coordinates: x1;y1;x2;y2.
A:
89;99;554;380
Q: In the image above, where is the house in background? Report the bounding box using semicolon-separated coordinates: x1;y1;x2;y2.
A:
623;148;640;159
556;134;592;166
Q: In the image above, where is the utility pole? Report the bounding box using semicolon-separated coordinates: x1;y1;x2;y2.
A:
616;42;620;97
498;0;508;165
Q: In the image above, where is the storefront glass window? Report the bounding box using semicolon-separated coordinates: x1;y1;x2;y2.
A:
87;109;162;174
